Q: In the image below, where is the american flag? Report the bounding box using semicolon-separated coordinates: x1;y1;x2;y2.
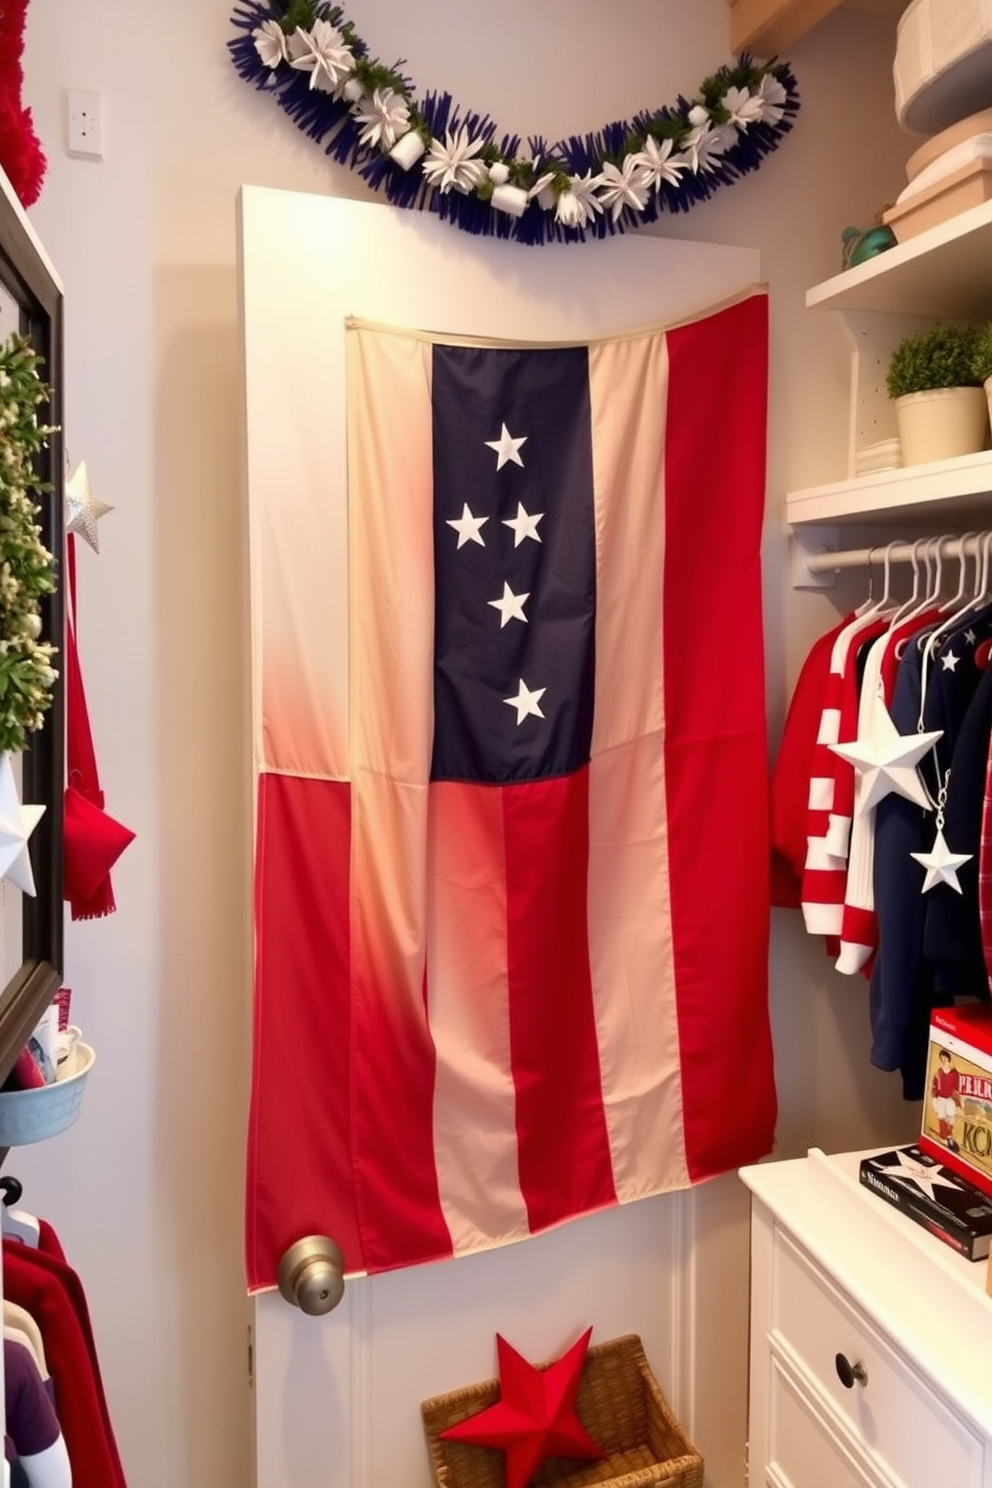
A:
246;290;775;1284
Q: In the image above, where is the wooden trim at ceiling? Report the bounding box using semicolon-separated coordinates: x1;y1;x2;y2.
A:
728;0;845;56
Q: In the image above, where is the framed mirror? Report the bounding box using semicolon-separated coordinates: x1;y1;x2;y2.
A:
0;175;64;1082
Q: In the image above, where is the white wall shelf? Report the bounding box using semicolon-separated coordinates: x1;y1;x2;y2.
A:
806;199;992;318
786;449;992;528
787;201;992;542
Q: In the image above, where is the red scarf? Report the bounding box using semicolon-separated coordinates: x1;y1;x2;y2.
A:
63;534;135;919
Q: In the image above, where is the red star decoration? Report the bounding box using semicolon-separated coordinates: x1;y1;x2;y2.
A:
439;1328;606;1488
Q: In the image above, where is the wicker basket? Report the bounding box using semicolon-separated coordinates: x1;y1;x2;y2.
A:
421;1333;703;1488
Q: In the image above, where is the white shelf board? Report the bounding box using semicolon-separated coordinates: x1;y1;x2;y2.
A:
806;199;992;318
785;449;992;527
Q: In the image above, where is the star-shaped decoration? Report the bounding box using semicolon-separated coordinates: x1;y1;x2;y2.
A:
488;582;529;628
941;650;960;672
875;1149;963;1201
0;754;44;896
485;423;527;470
911;827;971;894
503;503;544;547
965;629;978;645
439;1330;605;1488
830;702;941;814
504;679;546;725
65;460;113;554
446;504;489;549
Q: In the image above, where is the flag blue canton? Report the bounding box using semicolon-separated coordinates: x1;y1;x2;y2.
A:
430;343;597;784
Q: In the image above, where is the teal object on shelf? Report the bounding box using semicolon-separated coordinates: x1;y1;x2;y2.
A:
841;224;898;270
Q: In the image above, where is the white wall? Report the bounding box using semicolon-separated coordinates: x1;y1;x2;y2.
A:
14;3;921;1485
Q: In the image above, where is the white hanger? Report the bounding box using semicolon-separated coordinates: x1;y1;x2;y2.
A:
1;1202;40;1247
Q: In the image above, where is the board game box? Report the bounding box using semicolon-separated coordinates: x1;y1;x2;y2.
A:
860;1146;992;1260
919;1004;992;1198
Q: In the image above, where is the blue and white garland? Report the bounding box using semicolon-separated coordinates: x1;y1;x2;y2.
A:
229;2;800;247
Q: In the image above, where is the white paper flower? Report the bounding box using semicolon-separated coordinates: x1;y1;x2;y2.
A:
527;170;556;205
421;126;488;194
555;171;605;228
488;161;510;186
288;20;355;93
596;155;651;222
352;87;411;151
680;112;736;173
721;84;764;129
755;71;788;125
253;19;287;69
631;135;686;193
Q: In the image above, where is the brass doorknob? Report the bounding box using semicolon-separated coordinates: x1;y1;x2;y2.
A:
277;1236;345;1316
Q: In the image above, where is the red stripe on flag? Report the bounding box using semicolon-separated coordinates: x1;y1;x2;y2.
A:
663;294;776;1179
503;770;618;1231
246;773;361;1288
350;816;453;1274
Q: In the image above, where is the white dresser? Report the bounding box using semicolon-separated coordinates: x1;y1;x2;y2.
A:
740;1148;992;1488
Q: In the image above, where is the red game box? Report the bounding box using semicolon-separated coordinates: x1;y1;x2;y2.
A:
919;1004;992;1199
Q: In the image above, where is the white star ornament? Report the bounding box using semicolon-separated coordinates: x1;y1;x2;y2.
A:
484;423;527;470
66;460;114;554
829;704;942;814
911;828;972;894
0;754;44;896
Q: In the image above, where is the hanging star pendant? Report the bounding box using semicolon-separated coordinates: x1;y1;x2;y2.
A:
876;1149;963;1201
504;679;546;724
503;503;543;547
0;754;45;896
65;460;114;554
446;503;489;549
488;582;529;628
830;702;942;814
439;1330;605;1488
911;828;972;894
485;423;527;470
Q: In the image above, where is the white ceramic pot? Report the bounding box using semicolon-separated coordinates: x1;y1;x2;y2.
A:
895;386;990;466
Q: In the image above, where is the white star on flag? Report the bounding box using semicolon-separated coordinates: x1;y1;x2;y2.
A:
941;650;959;672
965;629;978;645
0;754;44;896
911;828;971;894
504;679;546;725
488;582;529;628
876;1148;963;1201
446;504;489;549
503;503;544;547
484;423;527;470
830;701;941;814
65;459;114;554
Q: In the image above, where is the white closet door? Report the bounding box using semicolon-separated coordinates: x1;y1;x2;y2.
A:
238;187;760;1488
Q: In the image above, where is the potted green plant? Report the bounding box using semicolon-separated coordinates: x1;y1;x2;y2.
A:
972;321;992;431
886;322;989;466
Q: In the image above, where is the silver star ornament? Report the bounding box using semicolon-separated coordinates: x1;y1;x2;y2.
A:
910;827;972;894
66;460;113;553
830;702;942;814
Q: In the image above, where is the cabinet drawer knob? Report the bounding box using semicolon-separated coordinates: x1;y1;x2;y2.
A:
835;1352;868;1389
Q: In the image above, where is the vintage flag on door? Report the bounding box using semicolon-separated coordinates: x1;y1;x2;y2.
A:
246;287;775;1288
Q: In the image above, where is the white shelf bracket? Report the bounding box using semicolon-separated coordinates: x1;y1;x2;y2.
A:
790;525;840;588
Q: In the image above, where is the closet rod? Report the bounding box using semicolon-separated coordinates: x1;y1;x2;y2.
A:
802;533;991;576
